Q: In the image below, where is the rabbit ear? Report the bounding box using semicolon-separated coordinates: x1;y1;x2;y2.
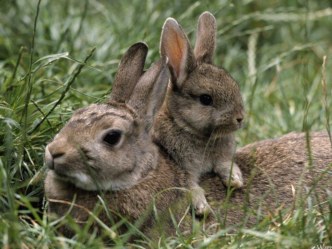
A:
128;59;169;129
160;18;196;87
109;42;148;103
194;11;216;64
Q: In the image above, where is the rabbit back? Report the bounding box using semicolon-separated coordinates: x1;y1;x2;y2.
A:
45;131;332;236
202;131;332;228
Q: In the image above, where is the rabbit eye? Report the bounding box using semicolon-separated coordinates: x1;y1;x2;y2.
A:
199;94;213;106
103;130;122;146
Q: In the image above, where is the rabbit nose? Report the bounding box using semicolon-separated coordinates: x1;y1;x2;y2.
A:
45;142;66;169
235;110;245;125
236;118;243;124
45;146;54;169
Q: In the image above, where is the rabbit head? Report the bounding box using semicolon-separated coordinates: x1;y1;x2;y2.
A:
44;43;169;192
160;12;244;138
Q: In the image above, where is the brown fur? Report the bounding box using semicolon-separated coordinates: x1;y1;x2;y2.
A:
44;151;188;237
44;42;188;239
205;131;332;228
44;43;169;193
45;131;332;238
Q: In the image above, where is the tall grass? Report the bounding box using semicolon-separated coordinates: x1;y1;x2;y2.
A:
0;0;331;248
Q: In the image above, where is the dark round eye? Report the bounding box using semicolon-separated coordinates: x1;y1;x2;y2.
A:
199;94;213;106
103;130;122;146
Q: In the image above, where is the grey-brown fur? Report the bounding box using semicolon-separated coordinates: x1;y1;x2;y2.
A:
44;152;187;237
45;131;332;238
153;12;245;215
206;131;332;228
44;42;188;238
45;42;169;193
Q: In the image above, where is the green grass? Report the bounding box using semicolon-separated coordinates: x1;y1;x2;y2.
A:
0;0;331;248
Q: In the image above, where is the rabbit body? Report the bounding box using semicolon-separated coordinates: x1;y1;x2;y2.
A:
43;42;332;234
153;12;245;215
207;131;332;228
45;150;188;238
44;42;191;238
43;15;332;240
45;129;332;237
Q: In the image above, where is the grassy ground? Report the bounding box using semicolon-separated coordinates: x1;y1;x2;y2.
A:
0;0;331;248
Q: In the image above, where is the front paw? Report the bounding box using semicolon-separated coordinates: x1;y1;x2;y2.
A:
191;187;211;217
193;198;211;217
221;164;243;189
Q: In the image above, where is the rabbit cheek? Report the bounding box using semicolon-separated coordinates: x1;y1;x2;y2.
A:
100;151;135;177
68;172;96;190
47;146;94;189
186;104;213;129
183;107;214;136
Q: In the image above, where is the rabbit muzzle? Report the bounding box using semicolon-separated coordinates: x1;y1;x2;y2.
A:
45;144;70;178
44;141;78;179
45;139;69;171
44;145;54;170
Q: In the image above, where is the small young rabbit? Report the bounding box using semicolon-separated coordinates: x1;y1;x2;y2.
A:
44;42;188;237
153;11;245;215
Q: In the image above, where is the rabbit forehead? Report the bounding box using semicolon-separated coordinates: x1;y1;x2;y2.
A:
183;64;241;99
69;104;135;126
58;104;137;139
197;64;238;88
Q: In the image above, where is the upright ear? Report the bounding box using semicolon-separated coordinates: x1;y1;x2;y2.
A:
194;11;216;64
128;59;169;129
160;18;196;88
109;42;148;103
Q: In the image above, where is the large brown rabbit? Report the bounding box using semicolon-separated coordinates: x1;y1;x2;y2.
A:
153;11;245;216
44;42;189;237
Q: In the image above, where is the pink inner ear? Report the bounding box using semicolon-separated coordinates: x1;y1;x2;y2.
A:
164;29;186;79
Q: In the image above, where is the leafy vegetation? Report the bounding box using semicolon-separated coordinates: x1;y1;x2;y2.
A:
0;0;331;248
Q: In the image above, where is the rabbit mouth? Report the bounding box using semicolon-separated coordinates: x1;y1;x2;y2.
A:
51;169;101;191
51;169;74;184
52;168;77;183
208;124;240;137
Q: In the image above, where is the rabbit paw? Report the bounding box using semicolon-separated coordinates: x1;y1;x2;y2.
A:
191;187;211;217
218;162;244;189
